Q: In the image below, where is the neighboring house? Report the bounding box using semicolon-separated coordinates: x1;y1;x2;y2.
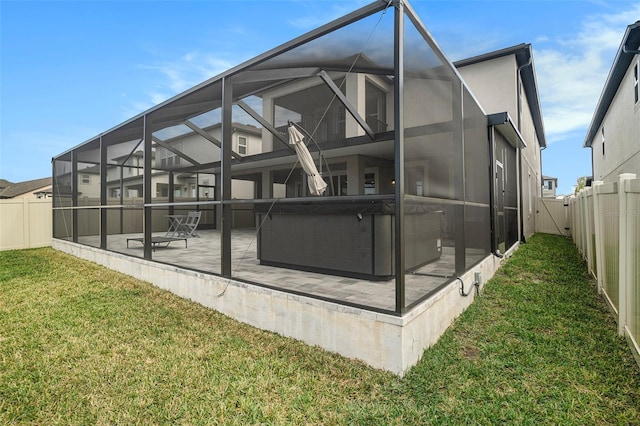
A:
0;177;52;199
51;1;547;374
584;21;640;182
542;175;558;198
455;44;546;242
101;122;262;202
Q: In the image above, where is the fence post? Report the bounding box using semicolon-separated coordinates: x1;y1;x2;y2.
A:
570;197;577;244
576;191;583;254
580;189;588;257
584;187;594;273
618;173;636;336
563;196;570;236
624;178;640;355
22;198;30;249
592;181;604;293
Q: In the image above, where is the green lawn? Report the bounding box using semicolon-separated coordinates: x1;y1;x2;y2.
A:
1;234;639;424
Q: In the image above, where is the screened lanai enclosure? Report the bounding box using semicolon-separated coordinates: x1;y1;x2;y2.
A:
53;0;518;318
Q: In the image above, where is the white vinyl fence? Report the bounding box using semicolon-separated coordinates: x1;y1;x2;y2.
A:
0;198;52;251
536;198;571;236
570;173;640;367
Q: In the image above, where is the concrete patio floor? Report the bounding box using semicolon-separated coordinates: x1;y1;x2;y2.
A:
78;229;458;311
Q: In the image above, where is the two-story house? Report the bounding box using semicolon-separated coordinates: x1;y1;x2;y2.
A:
584;21;640;181
542;176;558;198
455;44;546;243
52;0;545;375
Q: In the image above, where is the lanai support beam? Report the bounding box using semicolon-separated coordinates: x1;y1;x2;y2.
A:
393;0;406;314
152;136;202;166
71;150;78;243
99;136;107;249
118;138;143;166
235;100;295;152
143;115;153;260
183;120;243;160
317;70;376;140
221;77;233;277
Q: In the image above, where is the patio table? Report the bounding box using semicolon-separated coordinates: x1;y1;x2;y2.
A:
166;214;186;237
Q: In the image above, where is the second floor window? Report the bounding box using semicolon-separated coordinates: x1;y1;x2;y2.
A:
365;81;387;133
238;136;247;155
159;143;182;168
634;62;638;104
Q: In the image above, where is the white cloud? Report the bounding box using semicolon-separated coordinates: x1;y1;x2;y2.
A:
126;1;373;117
287;1;372;29
535;4;640;143
149;92;167;106
126;0;389;118
134;51;241;114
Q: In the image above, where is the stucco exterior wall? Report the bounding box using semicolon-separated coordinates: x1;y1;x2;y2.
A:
589;57;640;182
519;84;542;238
457;53;543;240
457;55;518;120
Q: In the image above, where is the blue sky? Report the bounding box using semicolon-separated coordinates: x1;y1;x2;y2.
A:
1;0;639;195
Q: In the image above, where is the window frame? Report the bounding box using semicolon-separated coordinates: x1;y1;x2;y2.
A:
158;142;183;168
634;61;638;104
238;135;248;155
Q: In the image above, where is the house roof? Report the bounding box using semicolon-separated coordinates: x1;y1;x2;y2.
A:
0;177;53;198
160;122;263;145
542;175;557;181
584;21;640;148
454;43;547;149
0;179;13;191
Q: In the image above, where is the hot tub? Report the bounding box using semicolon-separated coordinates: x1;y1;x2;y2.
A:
255;199;442;280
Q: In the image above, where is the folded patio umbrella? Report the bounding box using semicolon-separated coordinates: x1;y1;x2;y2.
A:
288;124;328;196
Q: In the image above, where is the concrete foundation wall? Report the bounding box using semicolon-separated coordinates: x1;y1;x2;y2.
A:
53;239;511;375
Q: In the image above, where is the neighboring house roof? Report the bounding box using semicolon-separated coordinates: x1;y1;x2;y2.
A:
157;122;263;145
0;179;13;191
0;177;53;198
454;43;547;149
542;175;557;181
584;21;640;147
232;122;262;136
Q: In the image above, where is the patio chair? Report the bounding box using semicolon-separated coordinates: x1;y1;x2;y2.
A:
177;211;201;237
